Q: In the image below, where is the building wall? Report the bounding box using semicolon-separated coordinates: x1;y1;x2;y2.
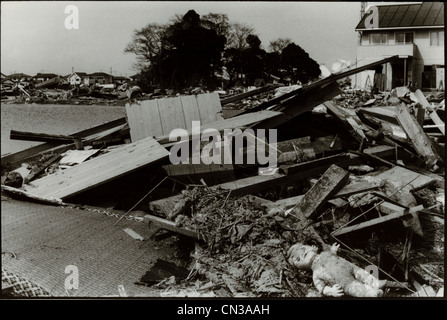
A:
354;28;444;90
414;29;444;66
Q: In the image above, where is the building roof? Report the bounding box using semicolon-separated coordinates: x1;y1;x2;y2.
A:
71;72;88;77
356;2;444;30
7;73;32;79
89;72;112;77
34;73;58;78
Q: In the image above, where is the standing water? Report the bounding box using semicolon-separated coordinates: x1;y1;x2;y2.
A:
1;103;127;156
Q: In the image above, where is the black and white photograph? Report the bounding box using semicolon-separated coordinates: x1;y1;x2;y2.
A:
1;1;444;303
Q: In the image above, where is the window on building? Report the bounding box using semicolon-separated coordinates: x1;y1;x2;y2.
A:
396;32;413;44
370;33;387;45
430;31;444;46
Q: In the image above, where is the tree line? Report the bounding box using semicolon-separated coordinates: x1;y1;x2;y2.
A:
125;10;321;92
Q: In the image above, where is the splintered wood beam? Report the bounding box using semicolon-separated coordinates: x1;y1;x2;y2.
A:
220;84;279;105
10;130;75;143
332;204;424;237
395;104;443;170
144;214;198;239
298;164;350;220
428;110;445;135
281;153;352;176
332;180;381;198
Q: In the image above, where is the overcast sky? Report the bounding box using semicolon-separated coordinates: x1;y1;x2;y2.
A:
1;1;393;77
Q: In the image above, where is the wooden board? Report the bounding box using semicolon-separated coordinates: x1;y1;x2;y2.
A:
1;117;127;167
126;93;224;142
333;205;424;236
144;214;198;239
375;166;436;192
395;104;442;169
156;110;283;146
298;164;350;219
23;136;170;199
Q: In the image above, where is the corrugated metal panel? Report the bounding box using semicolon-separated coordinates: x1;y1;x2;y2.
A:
434;7;444;25
23;136;170;200
412;2;433;26
356;2;444;30
380;6;397;28
126;93;224;142
389;5;408;28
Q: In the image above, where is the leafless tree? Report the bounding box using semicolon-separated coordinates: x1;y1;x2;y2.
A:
269;38;292;54
124;23;168;71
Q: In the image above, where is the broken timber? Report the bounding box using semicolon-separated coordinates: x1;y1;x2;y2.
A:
1;117;127;167
144;214;199;239
297;164;350;220
22;136;170;200
395;104;443;170
10;130;77;144
150;153;357;217
332;205;424;237
220;84;279;105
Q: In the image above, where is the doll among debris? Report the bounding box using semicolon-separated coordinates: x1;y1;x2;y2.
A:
287;242;407;297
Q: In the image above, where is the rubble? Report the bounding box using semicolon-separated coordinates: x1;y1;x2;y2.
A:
1;55;444;298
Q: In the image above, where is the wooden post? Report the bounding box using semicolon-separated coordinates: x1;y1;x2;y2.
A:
298;164;350;220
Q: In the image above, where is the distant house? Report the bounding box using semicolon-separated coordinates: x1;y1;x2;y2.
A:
89;72;113;85
68;72;89;86
112;76;130;86
7;73;32;82
354;2;444;91
33;73;58;83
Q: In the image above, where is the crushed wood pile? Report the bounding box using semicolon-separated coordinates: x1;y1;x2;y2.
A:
1;55;444;298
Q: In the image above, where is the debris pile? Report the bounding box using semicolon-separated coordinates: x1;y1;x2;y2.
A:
1;55;444;297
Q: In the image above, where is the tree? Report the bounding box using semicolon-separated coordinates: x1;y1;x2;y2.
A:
125;10;226;91
281;43;321;84
124;23;168;72
161;10;226;90
202;13;231;40
240;34;266;85
269;38;292;54
227;22;255;51
224;22;256;85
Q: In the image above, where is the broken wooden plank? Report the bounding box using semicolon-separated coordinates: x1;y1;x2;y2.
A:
1;184;63;205
150;155;357;218
281;153;352;176
375;165;436;193
22;136;170;200
357;106;399;125
144;214;198;239
253;81;341;130
332;204;424;236
156;110;283;146
427;110;445;135
220;84;278;105
298;164;350;220
412;89;444;135
363;145;396;159
324;101;364;144
1;117;127;167
24;153;62;183
332;180;381;198
10;130;75;143
395;104;443;170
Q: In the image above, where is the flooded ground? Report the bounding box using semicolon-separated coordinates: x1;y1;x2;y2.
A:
1;103;127;156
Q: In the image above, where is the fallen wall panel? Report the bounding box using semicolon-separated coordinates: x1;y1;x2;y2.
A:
23;136;170;200
126;93;224;142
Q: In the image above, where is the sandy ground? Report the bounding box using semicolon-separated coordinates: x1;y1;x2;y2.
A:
1;194;188;298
